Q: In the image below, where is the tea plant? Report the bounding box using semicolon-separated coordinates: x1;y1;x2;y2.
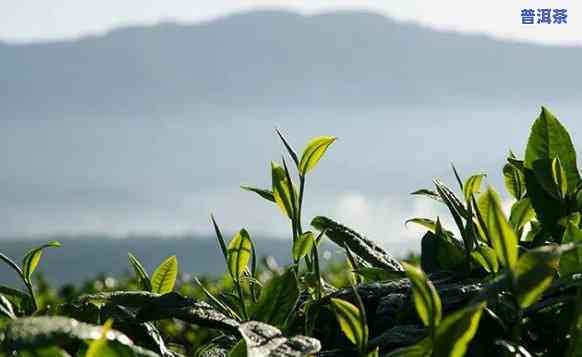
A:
0;106;582;357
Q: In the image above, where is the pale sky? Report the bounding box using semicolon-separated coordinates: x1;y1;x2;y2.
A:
0;0;581;45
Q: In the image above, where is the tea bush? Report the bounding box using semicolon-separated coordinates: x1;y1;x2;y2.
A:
1;107;582;357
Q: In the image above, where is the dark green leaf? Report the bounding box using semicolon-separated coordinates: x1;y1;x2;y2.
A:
135;292;240;333
275;128;299;167
559;222;582;277
211;214;229;263
128;252;152;292
251;268;299;328
311;216;403;272
524;106;580;195
1;316;159;356
240;186;275;203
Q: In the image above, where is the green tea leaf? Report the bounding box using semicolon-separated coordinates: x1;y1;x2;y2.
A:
481;187;518;271
19;347;73;357
128;252;152;292
551;156;568;199
471;246;499;273
134;292;240;333
22;241;61;281
383;338;432;356
298;136;336;176
515;245;560;308
252;268;299;328
405;218;454;237
211;214;229;263
402;262;442;329
564;287;582;357
559;222;582;277
420;232;465;274
503;162;526;200
227;229;253;280
2;316;159;356
275;128;299;167
293;232;316;261
151;255;178;294
411;189;442;202
524;107;580;195
0;293;16;319
433;302;486;357
271;162;296;219
330;298;367;350
509;198;535;233
241;186;275;203
463;174;486;201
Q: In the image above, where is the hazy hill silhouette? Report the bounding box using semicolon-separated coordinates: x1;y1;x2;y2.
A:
2;10;581;120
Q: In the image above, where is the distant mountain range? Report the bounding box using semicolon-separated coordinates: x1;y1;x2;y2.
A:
2;10;581;121
0;236;345;286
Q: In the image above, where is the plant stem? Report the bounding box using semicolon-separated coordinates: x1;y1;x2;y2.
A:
235;280;248;320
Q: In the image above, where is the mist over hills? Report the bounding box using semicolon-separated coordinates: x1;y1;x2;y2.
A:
1;10;582;284
2;10;581;120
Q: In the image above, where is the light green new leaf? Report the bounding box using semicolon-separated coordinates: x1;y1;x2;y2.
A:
22;241;61;281
151;256;178;294
227;229;253;281
503;163;526;200
515;245;561;308
128;253;152;292
293;232;316;261
271;162;296;219
330;298;367;350
524;107;580;195
559;222;582;277
471;246;499;273
433;302;486;357
481;187;518;271
509;198;535;233
402;262;442;329
383;338;433;357
85;319;114;357
298;136;336;176
463;174;486;201
551;156;568;199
